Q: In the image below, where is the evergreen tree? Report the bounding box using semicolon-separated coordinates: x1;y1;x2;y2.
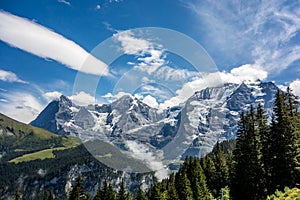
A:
247;106;266;199
201;155;217;196
135;187;147;200
213;142;229;194
148;183;163;200
175;168;193;200
117;179;130;200
166;173;178;200
43;190;49;200
108;184;117;200
100;180;116;200
14;190;22;200
186;157;211;200
93;185;102;200
231;112;247;200
231;107;266;200
69;174;86;200
48;191;54;200
269;90;300;192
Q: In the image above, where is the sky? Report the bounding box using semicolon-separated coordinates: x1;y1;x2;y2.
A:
0;0;300;123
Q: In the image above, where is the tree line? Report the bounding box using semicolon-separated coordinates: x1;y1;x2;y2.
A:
14;89;300;199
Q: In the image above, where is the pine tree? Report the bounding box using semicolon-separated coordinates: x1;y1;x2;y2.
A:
213;142;229;194
231;107;266;200
117;179;130;200
69;174;86;200
269;90;300;192
14;190;22;200
246;106;266;199
175;168;193;200
48;191;54;200
100;180;116;200
135;187;147;200
166;173;178;200
43;190;49;200
93;185;102;200
184;157;211;200
108;184;117;200
201;155;217;196
231;112;247;200
86;193;93;200
148;183;163;200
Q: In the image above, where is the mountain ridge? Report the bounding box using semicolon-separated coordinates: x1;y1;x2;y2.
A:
30;80;280;168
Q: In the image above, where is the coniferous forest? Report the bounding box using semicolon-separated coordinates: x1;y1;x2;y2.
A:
14;89;300;199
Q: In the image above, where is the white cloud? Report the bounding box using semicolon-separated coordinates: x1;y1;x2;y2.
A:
136;84;174;102
134;93;143;100
125;140;168;180
109;0;123;3
95;4;101;10
43;91;62;102
0;11;108;76
114;30;166;75
102;91;134;103
277;85;287;92
159;64;268;109
69;91;95;106
186;0;300;75
289;79;300;97
230;64;268;82
142;95;159;108
114;30;153;55
0;69;27;83
0;92;44;123
153;65;199;81
58;0;71;6
102;92;114;99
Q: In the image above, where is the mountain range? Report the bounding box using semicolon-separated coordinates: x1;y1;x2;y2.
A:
31;80;279;172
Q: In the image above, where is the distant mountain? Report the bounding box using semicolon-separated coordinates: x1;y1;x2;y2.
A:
0;113;154;199
30;80;279;168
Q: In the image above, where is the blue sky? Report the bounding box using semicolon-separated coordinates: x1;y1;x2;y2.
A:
0;0;299;123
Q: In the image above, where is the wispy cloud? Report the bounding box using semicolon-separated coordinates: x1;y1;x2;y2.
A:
113;30;201;87
0;91;44;123
109;0;123;3
58;0;71;6
0;69;27;83
185;0;300;76
0;11;108;76
113;30;166;74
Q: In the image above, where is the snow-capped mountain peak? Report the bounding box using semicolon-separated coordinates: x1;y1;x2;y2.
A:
30;80;280;166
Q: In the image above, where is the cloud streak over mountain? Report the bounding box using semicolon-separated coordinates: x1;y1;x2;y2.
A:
0;11;108;76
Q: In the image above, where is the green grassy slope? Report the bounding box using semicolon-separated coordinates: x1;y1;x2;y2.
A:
0;113;80;162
